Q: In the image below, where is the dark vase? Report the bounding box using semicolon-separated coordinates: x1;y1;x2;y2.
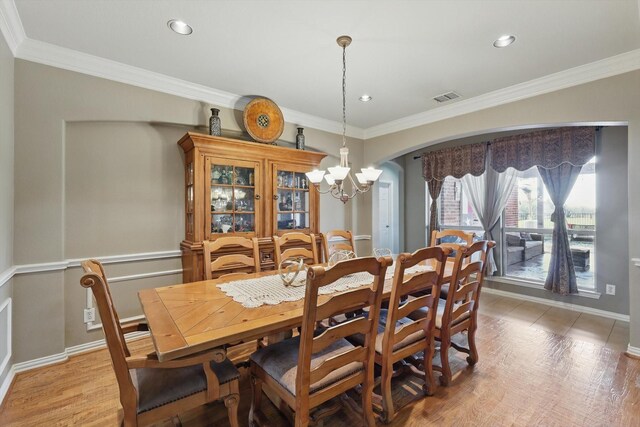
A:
296;127;305;150
209;108;221;136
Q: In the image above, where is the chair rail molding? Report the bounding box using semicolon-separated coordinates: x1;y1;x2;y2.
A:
0;266;15;290
12;249;182;276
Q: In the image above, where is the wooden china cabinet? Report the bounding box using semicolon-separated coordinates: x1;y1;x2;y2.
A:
178;132;326;282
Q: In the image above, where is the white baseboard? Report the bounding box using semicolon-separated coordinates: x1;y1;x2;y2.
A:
66;331;149;356
0;331;149;405
482;287;630;322
0;365;15;406
626;345;640;358
12;350;68;373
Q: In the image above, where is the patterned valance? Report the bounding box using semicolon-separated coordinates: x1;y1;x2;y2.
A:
490;127;596;172
422;142;487;182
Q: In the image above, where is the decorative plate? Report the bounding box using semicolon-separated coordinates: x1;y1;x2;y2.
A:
243;97;285;143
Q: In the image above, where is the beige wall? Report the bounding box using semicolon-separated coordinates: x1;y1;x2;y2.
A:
7;54;640;362
13;59;364;361
0;29;13;272
0;30;14;387
366;70;640;349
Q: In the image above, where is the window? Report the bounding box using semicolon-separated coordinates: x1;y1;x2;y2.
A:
504;158;595;289
427;157;596;291
439;177;481;228
426;177;484;242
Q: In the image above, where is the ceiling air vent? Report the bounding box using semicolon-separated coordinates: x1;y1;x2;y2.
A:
433;91;461;103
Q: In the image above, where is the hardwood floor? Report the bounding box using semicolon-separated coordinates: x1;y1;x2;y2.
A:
1;293;638;426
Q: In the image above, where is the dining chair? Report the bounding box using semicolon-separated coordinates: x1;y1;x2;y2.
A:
353;246;450;423
249;256;392;427
410;240;494;386
203;236;261;280
430;229;474;299
80;259;240;427
430;229;474;247
273;231;319;266
322;229;356;262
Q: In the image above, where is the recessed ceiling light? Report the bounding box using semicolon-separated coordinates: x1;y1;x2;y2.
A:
493;34;516;48
167;19;193;35
359;95;372;102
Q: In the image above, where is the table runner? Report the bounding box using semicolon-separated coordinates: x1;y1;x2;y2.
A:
217;264;435;308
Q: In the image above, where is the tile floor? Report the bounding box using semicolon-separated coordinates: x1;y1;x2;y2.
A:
478;291;628;352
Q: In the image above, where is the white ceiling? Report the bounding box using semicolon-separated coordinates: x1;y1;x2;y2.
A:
10;0;640;131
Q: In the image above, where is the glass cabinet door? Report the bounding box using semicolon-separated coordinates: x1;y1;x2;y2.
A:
207;158;260;238
274;168;311;234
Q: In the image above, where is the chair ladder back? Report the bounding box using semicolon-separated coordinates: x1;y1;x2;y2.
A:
80;261;137;408
431;229;474;246
273;232;319;265
443;241;493;326
322;230;356;262
203;237;260;280
382;247;448;356
295;256;391;402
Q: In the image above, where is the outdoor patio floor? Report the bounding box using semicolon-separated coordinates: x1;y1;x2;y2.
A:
506;239;595;288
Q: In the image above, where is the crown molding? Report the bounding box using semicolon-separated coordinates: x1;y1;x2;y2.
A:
2;0;638;141
0;0;24;56
14;36;365;139
364;49;640;139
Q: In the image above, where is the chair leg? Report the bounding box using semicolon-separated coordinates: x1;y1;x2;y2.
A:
467;323;479;366
294;417;309;427
423;339;436;396
361;381;377;427
224;394;240;427
380;363;395;424
249;375;262;427
439;333;452;386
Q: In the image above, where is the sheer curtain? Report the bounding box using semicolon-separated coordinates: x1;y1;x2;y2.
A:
462;159;518;274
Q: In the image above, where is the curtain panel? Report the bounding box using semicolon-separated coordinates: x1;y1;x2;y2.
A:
422;142;487;239
461;156;518;274
427;179;444;240
490;127;596;172
422;142;488;182
538;164;583;295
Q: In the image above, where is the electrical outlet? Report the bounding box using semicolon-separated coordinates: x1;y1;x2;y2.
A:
605;284;616;295
83;307;96;323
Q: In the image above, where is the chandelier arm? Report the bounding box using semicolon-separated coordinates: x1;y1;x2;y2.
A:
313;184;338;195
346;173;361;191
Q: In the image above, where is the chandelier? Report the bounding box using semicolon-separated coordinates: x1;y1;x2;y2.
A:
305;35;383;204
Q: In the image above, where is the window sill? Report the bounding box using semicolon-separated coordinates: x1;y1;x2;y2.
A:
487;276;601;299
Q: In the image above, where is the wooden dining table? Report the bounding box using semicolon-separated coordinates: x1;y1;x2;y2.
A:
138;261;452;362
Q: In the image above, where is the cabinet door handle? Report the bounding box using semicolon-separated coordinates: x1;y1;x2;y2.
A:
273;195;279;200
255;194;261;200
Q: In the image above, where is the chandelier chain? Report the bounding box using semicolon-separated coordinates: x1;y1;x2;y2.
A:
304;35;381;204
342;42;347;148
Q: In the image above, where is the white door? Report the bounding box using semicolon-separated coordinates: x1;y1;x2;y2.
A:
378;182;393;250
